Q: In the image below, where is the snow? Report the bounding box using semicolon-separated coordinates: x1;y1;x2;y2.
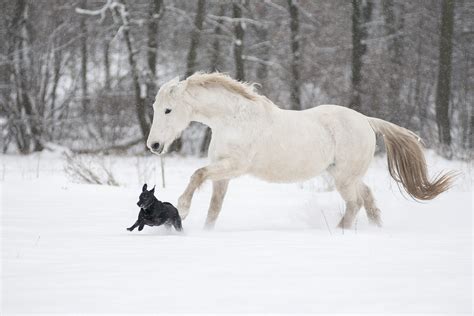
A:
1;152;472;314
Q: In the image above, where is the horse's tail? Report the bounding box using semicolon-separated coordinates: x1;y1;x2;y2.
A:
367;117;456;201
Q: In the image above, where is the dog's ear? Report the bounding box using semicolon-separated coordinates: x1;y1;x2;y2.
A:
142;183;147;192
150;185;155;194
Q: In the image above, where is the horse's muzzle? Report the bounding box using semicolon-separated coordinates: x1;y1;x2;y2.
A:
151;142;161;151
150;142;164;154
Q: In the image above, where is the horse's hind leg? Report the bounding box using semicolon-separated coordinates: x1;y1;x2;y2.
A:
359;183;382;227
335;181;363;229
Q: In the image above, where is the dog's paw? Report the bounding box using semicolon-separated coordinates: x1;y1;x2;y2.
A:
126;227;133;231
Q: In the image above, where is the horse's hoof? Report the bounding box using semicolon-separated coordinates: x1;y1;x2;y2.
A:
177;198;190;219
177;205;190;220
179;210;189;220
367;209;383;227
369;218;383;227
336;220;352;230
203;221;215;231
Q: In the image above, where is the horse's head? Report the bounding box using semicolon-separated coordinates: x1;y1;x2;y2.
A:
147;76;192;154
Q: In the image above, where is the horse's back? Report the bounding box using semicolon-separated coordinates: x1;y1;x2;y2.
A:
307;105;374;139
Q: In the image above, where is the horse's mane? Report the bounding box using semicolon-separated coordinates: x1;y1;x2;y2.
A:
185;72;261;101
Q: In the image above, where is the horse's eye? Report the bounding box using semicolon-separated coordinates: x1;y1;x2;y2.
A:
165;108;171;114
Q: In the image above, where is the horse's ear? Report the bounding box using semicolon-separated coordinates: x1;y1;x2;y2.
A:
142;183;147;192
169;77;188;96
150;185;155;194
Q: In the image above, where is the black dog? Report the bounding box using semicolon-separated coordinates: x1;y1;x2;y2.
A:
127;184;182;232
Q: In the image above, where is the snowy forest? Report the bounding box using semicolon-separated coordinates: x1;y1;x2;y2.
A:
1;0;473;158
3;1;473;314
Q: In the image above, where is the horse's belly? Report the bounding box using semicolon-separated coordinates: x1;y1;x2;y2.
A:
248;111;334;182
250;167;325;183
249;149;333;183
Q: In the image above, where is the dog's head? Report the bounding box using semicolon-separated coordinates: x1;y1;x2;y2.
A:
137;183;156;209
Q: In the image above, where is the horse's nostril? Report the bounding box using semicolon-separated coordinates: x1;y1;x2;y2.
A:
151;142;160;151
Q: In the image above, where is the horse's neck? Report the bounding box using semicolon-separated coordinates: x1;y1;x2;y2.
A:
190;89;261;130
191;103;230;129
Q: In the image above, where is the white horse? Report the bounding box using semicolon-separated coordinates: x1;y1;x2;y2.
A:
147;72;454;229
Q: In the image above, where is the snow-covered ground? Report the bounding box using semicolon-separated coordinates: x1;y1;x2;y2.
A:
1;151;472;314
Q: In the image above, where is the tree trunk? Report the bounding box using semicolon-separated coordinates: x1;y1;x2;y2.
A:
146;0;162;121
147;0;162;79
201;4;225;157
115;4;149;140
185;0;206;78
288;0;301;110
80;0;88;112
233;1;245;81
382;0;403;124
172;0;205;154
209;5;225;72
16;0;43;152
469;114;474;151
7;0;27;153
255;2;269;94
350;0;372;111
103;40;111;91
50;35;62;141
435;0;454;147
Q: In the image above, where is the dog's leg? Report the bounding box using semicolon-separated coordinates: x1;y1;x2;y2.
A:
127;220;140;231
173;216;183;232
138;223;145;231
163;223;173;231
177;158;247;220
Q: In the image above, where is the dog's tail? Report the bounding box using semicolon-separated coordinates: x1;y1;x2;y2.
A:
368;117;456;201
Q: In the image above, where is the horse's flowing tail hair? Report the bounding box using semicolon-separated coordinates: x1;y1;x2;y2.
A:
368;117;456;201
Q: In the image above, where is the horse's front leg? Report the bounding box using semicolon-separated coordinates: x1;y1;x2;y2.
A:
204;179;229;230
177;158;246;220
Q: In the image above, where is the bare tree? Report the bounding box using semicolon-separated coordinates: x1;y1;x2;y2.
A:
185;0;206;78
80;0;89;112
350;0;372;111
49;7;65;141
103;39;111;91
288;0;301;110
382;0;404;124
254;2;270;94
233;1;245;81
146;0;163;119
147;0;162;80
112;2;149;140
209;4;226;72
201;4;226;156
10;0;43;152
0;0;471;156
435;0;454;149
